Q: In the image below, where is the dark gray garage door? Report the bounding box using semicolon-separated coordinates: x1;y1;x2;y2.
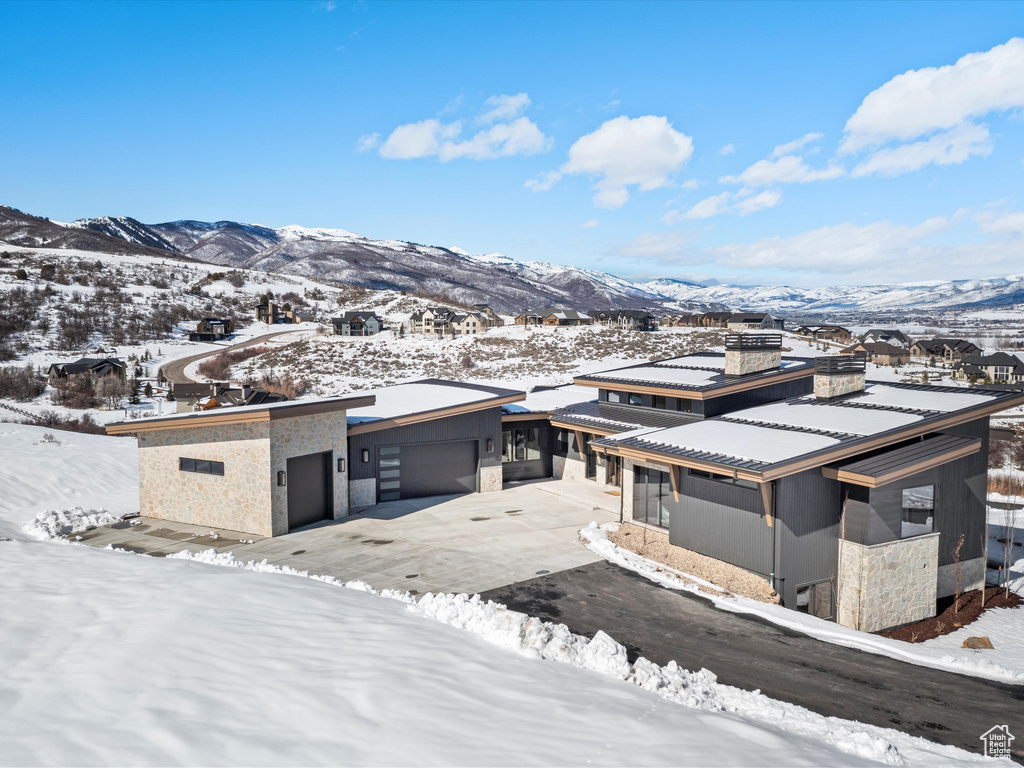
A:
378;440;478;501
287;451;333;530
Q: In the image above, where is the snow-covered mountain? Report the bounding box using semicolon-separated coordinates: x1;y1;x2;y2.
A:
6;203;1024;315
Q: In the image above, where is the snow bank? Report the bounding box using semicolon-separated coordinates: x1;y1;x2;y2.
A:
22;506;124;542
160;548;992;766
580;523;1024;685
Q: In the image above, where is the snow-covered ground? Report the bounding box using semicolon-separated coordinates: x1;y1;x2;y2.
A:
581;521;1024;685
0;423;1006;766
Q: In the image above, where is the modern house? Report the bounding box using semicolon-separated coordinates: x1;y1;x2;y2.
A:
840;341;911;366
910;338;982;363
188;318;234;342
796;325;853;343
860;329;913;348
106;395;377;537
727;312;785;331
344;380;524;507
170;382;288;413
255;301;313;325
536;335;1024;632
953;353;1024;385
409;307;457;335
595;310;658;332
332;311;383;337
47;357;126;385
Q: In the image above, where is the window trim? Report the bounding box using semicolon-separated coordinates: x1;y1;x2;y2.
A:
179;457;225;476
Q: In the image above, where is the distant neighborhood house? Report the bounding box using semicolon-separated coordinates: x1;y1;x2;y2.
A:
47;357;126;385
255;300;314;325
332;311;383;337
593;310;658;331
515;308;594;327
726;312;785;331
910;338;982;362
796;325;852;343
840;341;910;366
170;382;290;413
188;318;235;342
860;328;913;348
953;353;1024;384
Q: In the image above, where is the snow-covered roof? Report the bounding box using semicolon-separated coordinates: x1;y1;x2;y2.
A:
853;383;999;413
726;399;923;436
346;380;524;425
578;353;813;392
502;385;595;415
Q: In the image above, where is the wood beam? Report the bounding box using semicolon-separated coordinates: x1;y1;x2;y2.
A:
759;481;774;528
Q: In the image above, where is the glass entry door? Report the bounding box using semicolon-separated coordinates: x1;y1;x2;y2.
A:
633;467;670;528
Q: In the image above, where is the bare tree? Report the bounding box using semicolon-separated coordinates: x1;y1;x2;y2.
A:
96;376;127;410
953;534;964;615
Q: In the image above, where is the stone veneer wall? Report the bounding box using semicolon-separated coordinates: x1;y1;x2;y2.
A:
552;454;567;479
724;349;782;376
814;373;865;400
349;477;376;509
268;410;350;536
559;456;587;481
937;557;986;598
138;421;273;536
836;533;939;632
480;465;502;493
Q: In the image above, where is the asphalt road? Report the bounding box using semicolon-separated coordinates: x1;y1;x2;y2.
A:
159;329;310;384
482;561;1024;762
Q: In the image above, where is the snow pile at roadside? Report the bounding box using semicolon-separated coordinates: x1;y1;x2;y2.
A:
163;548;990;767
580;523;1024;685
22;506;124;541
1;541;886;768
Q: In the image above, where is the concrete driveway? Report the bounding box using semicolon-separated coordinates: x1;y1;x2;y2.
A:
75;481;620;595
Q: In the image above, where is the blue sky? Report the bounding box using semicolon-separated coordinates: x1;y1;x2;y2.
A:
2;1;1023;287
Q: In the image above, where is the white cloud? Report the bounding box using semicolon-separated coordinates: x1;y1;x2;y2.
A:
379;120;461;159
771;132;823;158
617;231;694;259
525;170;562;192
560;115;694;209
704;217;950;272
718;143;736;156
356;133;380;153
840;37;1024;154
440;117;550;161
721;154;844;187
678;192;731;221
479;93;531;124
681;178;699;190
734;189;782;216
582;218;599;229
851;122;992;177
977;209;1024;237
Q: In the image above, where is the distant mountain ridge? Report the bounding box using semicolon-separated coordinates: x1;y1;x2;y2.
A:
3;203;1024;315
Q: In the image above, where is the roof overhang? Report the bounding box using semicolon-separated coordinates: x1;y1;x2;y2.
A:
821;435;982;488
347;392;526;436
105;395;377;435
572;365;813;401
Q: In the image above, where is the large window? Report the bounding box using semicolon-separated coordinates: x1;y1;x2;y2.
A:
633;467;670;528
901;485;935;538
179;457;225;476
502;427;541;463
689;467;758;491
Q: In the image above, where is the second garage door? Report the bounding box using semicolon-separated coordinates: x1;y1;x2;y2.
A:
378;440;479;501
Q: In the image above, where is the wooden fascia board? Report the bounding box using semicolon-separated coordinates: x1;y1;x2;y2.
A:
346;393;525;436
572;367;813;401
761;394;1024;481
821;439;981;488
501;411;550;423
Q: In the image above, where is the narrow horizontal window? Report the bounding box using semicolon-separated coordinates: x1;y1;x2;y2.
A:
179;457;224;476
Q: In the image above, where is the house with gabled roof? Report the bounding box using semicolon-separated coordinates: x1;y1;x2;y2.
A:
189;318;234;342
953;352;1024;384
796;324;852;343
47;357;126;385
727;312;784;331
860;328;913;348
840;341;910;366
409;307;457;335
596;309;658;331
332;311;383;337
910;338;982;362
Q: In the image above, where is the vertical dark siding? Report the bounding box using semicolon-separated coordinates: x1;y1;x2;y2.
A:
700;376;814;418
348;408;502;481
667;469;773;576
774;469;843;610
935;417;989;564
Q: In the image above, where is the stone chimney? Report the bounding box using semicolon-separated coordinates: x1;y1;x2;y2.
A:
814;355;866;400
724;333;783;376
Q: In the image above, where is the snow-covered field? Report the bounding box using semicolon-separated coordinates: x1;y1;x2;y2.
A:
0;424;1007;766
